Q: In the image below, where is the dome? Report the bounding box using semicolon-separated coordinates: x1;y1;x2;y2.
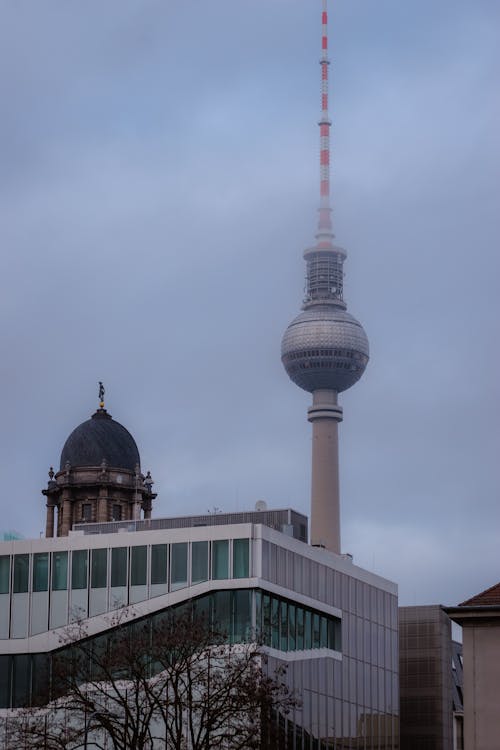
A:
60;409;140;472
281;306;369;393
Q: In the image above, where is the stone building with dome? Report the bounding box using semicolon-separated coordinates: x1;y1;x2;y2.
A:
43;403;156;537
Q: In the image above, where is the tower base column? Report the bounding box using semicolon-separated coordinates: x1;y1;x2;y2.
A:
308;389;343;554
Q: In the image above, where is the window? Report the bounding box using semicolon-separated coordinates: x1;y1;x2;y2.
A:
52;552;68;591
82;504;92;522
111;548;127;588
72;550;88;590
288;604;296;650
280;601;288;651
212;540;229;580
271;597;279;649
171;543;188;590
312;613;321;649
255;590;341;653
91;549;107;589
296;607;304;650
233;590;251;643
0;557;10;594
131;546;147;586
12;654;30;708
112;504;122;522
305;610;312;649
213;590;231;631
33;553;48;592
13;555;29;594
151;545;167;585
233;538;249;578
191;541;208;584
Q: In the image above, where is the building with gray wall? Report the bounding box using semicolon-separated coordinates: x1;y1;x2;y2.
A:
399;605;463;750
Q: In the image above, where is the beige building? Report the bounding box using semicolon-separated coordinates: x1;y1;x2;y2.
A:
446;582;500;750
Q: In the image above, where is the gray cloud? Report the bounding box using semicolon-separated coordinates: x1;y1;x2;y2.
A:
0;0;498;606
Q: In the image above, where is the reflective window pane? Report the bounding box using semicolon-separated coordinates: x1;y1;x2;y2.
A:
289;604;296;651
111;547;127;588
313;613;321;648
280;601;288;650
13;555;29;594
272;596;280;649
71;550;88;590
233;589;251;643
131;546;147;586
233;538;249;578
262;593;271;646
296;607;304;650
0;655;10;708
0;556;10;594
151;544;167;585
171;543;188;590
52;552;68;591
305;610;312;649
320;616;328;648
33;553;48;592
212;540;229;580
213;590;231;632
192;541;208;584
91;548;107;589
12;654;30;708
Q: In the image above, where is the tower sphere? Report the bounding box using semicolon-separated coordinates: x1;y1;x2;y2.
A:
281;307;369;393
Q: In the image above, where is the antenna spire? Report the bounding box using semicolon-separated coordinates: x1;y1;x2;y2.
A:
317;0;334;248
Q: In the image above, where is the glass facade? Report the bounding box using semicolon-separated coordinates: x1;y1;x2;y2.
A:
261;541;399;749
0;588;340;709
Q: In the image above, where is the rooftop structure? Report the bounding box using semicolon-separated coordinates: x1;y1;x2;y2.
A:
73;506;308;542
281;0;368;554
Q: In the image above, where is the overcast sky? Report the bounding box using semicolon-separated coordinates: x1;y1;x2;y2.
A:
1;0;499;607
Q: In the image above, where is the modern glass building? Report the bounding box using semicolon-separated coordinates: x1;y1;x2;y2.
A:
0;510;398;748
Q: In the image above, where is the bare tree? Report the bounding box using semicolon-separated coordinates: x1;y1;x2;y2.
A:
9;603;297;749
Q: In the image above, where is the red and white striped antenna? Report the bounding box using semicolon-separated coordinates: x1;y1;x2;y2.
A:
317;0;334;249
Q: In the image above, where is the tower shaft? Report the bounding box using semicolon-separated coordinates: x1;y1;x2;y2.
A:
308;390;343;552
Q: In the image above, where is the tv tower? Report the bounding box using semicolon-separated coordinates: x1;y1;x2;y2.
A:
281;0;369;554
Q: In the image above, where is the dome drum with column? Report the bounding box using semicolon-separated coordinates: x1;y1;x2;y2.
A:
43;406;156;537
